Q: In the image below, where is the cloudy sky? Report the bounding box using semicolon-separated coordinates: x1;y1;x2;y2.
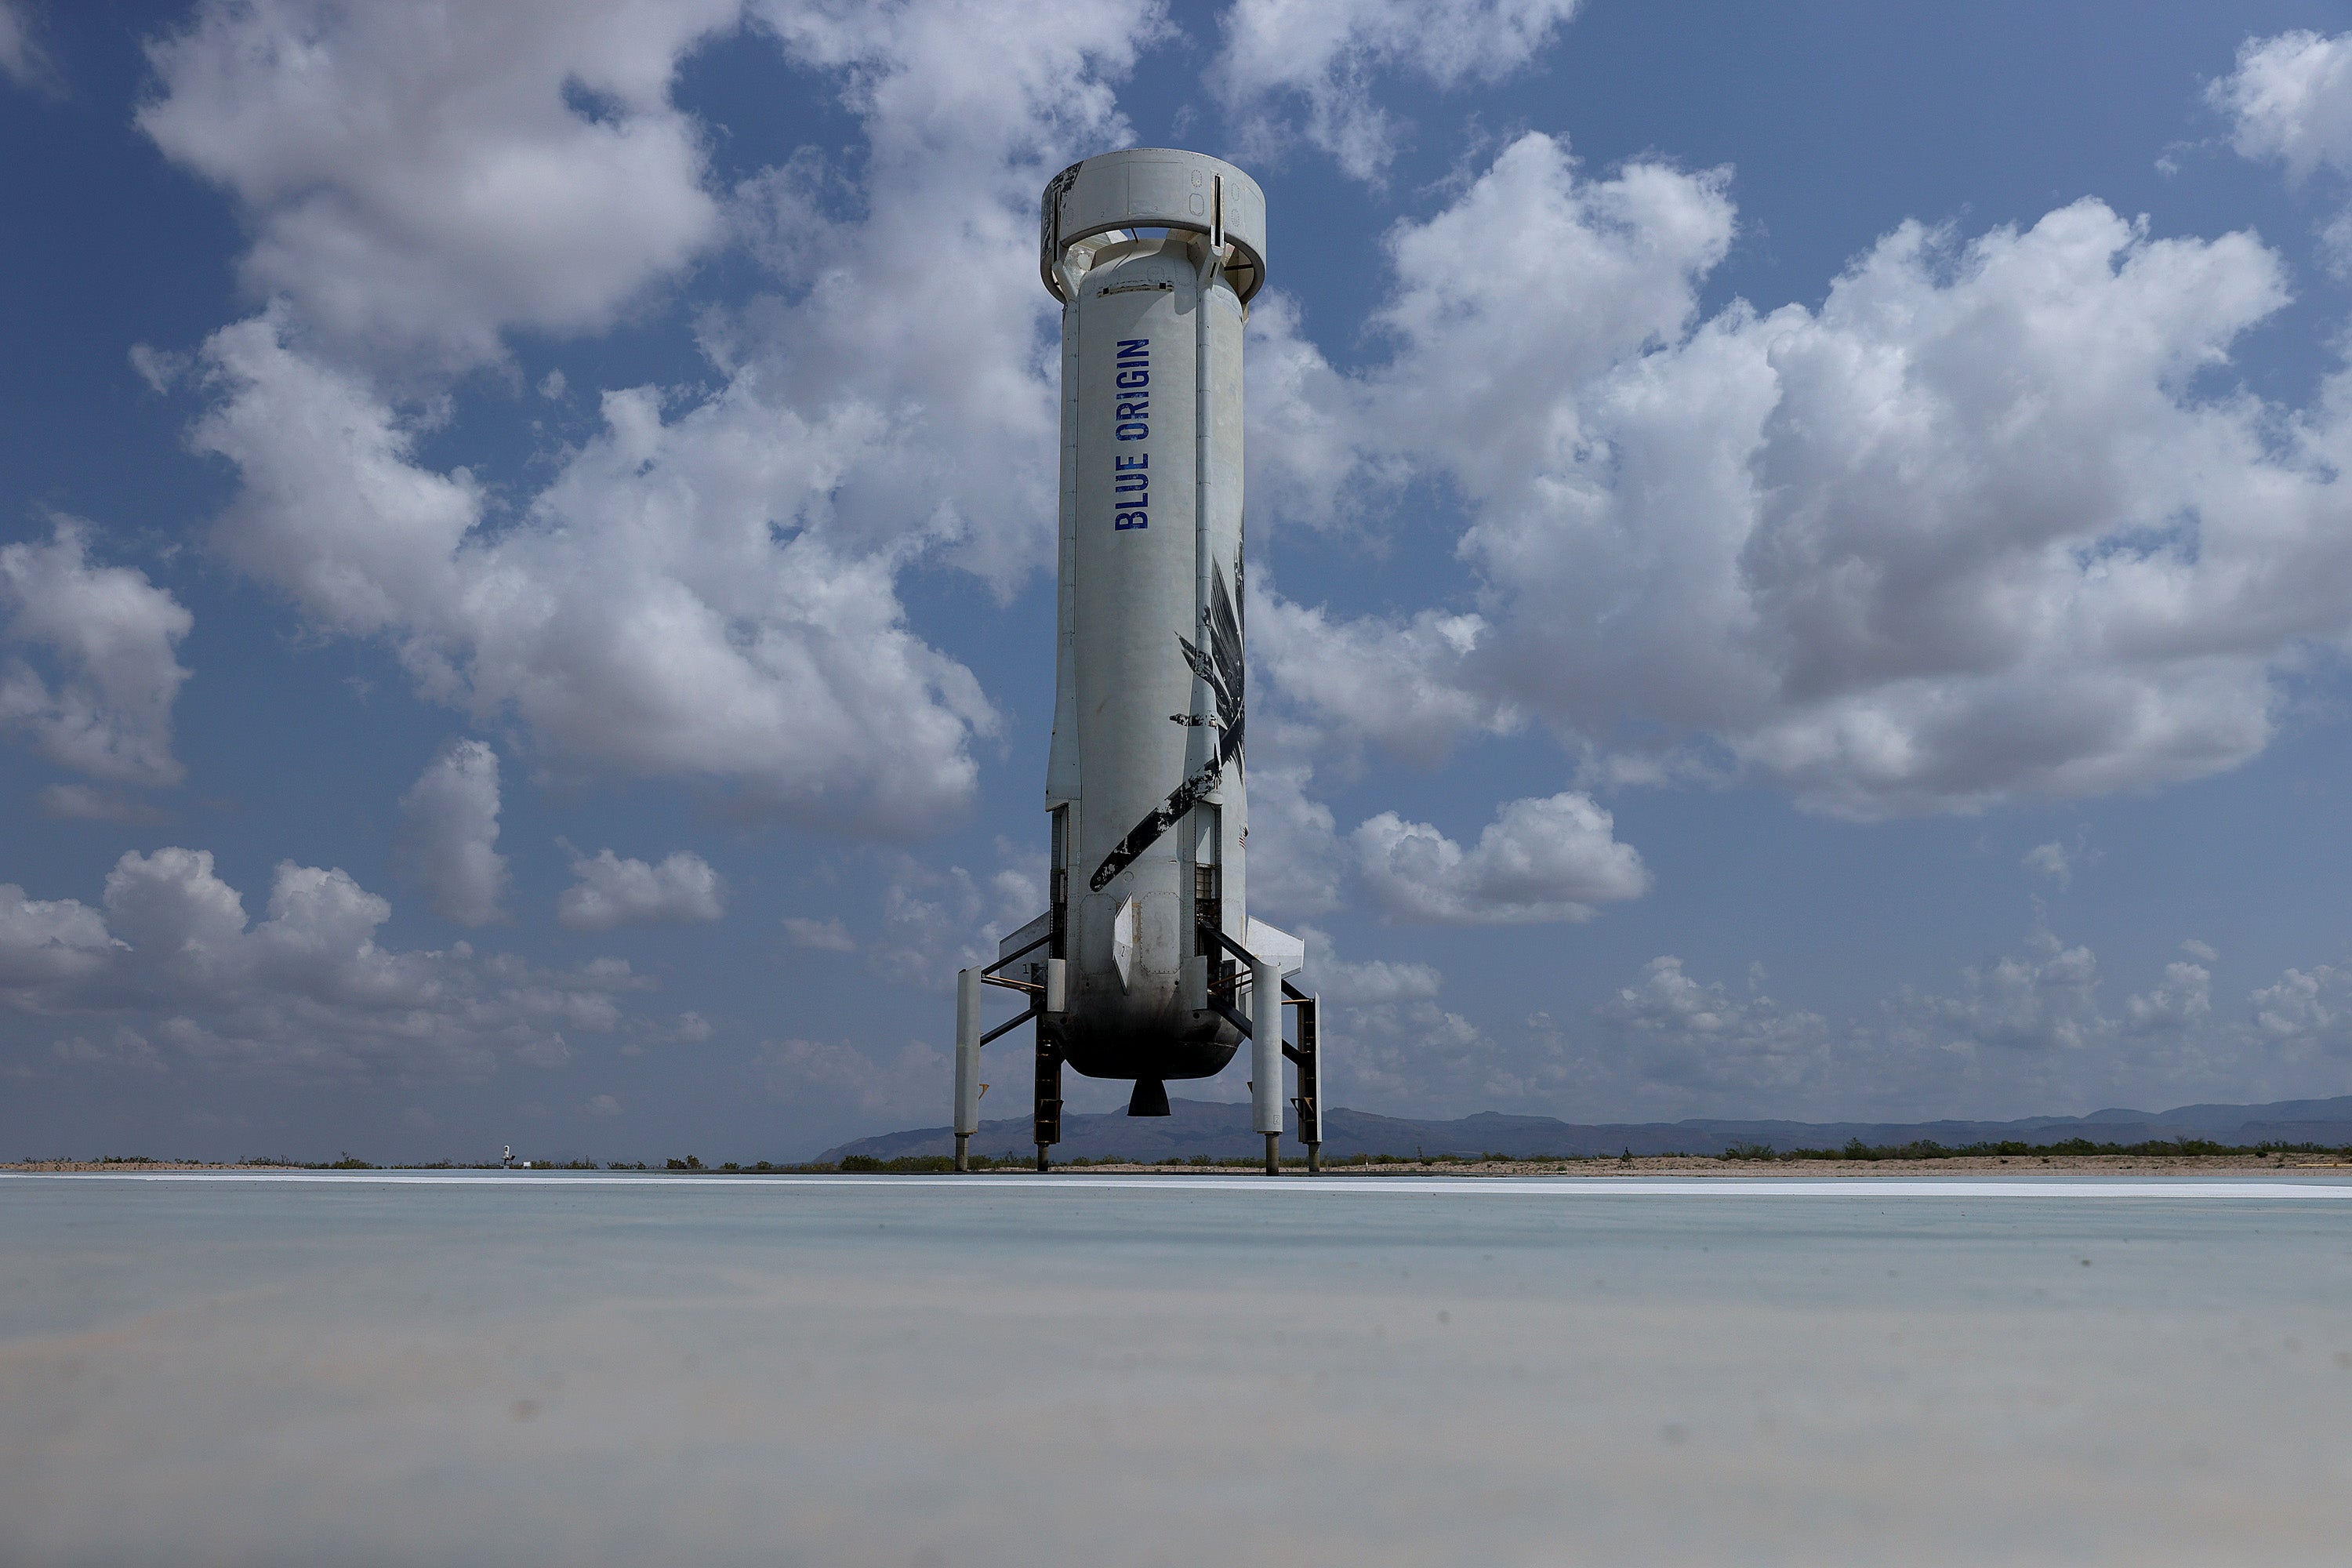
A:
8;0;2352;1162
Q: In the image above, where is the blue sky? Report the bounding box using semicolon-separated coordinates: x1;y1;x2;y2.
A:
7;0;2352;1162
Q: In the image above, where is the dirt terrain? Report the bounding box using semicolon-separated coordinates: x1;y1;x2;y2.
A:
8;1154;2347;1175
4;1161;291;1173
1054;1152;2352;1176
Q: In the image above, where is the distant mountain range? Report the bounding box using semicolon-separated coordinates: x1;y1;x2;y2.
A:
818;1094;2352;1163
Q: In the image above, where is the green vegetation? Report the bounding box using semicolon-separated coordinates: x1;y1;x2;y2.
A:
1715;1137;2351;1162
839;1154;956;1172
35;1137;2343;1174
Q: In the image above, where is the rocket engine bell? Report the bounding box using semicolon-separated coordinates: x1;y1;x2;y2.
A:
953;149;1321;1175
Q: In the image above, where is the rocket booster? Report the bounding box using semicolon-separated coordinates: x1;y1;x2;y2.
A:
1033;148;1290;1087
954;148;1317;1169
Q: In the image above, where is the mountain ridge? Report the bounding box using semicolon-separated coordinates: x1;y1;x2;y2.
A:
816;1094;2352;1163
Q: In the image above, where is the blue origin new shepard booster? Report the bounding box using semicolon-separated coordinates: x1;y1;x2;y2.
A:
953;149;1323;1174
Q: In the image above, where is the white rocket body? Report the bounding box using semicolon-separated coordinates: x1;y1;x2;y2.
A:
1027;148;1293;1088
953;148;1321;1163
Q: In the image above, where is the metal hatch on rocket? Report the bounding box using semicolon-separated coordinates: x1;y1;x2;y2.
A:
953;147;1323;1176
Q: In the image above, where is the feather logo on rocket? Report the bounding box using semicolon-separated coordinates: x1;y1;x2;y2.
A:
1089;560;1244;893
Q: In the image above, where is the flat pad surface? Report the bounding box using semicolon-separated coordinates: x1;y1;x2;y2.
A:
4;1172;2348;1566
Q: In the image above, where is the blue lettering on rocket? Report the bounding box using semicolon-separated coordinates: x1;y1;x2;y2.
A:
1112;339;1149;528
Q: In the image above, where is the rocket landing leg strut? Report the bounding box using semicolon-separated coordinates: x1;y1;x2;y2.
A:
1268;984;1324;1176
1033;1036;1063;1172
1288;984;1323;1176
955;944;1064;1174
1203;923;1326;1176
957;924;1327;1177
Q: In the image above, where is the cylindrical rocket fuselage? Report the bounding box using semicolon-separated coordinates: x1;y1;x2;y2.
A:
1039;150;1266;1083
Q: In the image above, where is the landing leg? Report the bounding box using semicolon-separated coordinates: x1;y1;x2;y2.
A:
1033;1034;1062;1173
1297;993;1323;1176
954;968;982;1172
1251;954;1283;1176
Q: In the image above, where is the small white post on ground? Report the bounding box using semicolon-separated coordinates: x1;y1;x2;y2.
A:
955;967;982;1171
1252;953;1283;1174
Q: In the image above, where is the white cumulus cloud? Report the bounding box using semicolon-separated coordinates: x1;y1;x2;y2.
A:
0;883;118;988
2250;965;2343;1042
0;1;53;91
0;519;192;789
138;0;742;376
2213;30;2352;273
191;310;995;833
1296;924;1443;1004
1911;931;2107;1055
1;849;645;1076
783;916;856;952
557;849;726;931
865;848;1043;993
759;1034;949;1126
1251;593;1510;767
395;739;510;927
1239;760;1343;917
1352;790;1650;924
154;0;1180;834
2023;841;2071;888
2212;30;2352;183
1328;994;1494;1113
1215;0;1581;179
2126;960;2212;1033
38;783;169;826
1254;129;2341;820
1588;956;1832;1100
718;0;1164;586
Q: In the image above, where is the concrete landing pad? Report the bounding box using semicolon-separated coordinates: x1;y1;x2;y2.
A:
4;1172;2347;1565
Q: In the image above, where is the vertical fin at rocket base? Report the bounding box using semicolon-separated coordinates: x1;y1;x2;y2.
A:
1112;898;1138;990
1089;564;1246;894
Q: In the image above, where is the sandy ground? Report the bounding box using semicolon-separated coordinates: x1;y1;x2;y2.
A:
9;1153;2349;1174
5;1160;289;1172
1066;1152;2352;1176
